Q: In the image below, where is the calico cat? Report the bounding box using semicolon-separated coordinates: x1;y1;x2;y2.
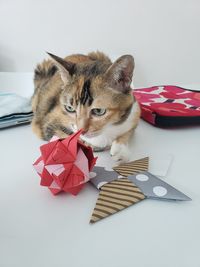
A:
31;51;140;163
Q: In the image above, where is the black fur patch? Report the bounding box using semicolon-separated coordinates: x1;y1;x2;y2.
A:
46;97;58;114
43;122;73;140
49;65;58;76
80;80;93;106
47;52;76;76
70;98;74;106
58;125;73;135
34;65;57;80
44;125;55;140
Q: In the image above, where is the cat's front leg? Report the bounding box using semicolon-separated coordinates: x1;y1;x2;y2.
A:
110;129;134;164
81;140;108;152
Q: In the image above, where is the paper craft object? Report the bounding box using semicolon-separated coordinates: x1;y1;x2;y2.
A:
33;130;97;195
90;158;191;223
113;157;149;176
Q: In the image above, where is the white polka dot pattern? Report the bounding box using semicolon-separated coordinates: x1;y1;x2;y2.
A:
153;186;167;197
136;174;149;182
89;172;97;178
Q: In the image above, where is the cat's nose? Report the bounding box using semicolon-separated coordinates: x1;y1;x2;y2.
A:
77;119;89;133
80;128;89;135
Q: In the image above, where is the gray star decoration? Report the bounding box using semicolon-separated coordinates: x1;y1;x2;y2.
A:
90;159;191;223
91;167;191;201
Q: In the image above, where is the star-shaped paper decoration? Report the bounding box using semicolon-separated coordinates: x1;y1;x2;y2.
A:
90;157;191;223
33;130;97;195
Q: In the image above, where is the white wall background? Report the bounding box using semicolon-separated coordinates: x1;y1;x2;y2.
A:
0;0;199;87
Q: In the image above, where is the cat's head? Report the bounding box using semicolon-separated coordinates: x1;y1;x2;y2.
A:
48;52;135;138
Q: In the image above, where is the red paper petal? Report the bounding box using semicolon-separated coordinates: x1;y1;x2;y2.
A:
63;165;84;191
62;130;82;159
40;168;53;186
33;156;43;166
65;183;85;195
49;188;62;195
79;142;97;170
52;165;72;188
54;162;73;186
51;146;70;164
40;140;58;164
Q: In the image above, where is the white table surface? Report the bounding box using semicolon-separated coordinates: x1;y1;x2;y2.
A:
0;73;200;267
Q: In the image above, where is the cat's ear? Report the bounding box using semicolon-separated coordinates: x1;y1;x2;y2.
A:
47;52;75;84
105;55;134;93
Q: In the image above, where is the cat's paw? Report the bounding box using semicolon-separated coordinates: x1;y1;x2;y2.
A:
110;141;130;164
81;140;108;152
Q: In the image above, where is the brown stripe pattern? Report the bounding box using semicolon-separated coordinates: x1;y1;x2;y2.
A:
113;157;149;177
90;178;145;223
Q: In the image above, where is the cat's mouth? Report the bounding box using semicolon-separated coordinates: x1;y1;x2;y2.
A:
82;131;100;138
70;124;101;138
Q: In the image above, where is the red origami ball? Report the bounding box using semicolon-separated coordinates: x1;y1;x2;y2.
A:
33;130;97;195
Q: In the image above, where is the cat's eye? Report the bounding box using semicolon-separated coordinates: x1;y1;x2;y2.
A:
91;108;106;116
65;105;76;113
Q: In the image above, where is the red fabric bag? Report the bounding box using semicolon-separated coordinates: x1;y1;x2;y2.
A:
133;85;200;127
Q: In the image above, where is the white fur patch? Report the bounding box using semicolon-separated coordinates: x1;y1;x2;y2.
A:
80;101;140;148
110;141;130;164
71;124;78;132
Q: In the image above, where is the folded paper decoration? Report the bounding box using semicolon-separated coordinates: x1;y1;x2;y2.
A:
113;157;149;176
33;130;97;195
90;177;145;223
90;158;191;223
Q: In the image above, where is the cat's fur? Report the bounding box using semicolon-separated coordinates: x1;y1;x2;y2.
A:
31;51;140;163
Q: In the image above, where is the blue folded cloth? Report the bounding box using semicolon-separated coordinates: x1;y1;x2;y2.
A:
0;92;33;129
